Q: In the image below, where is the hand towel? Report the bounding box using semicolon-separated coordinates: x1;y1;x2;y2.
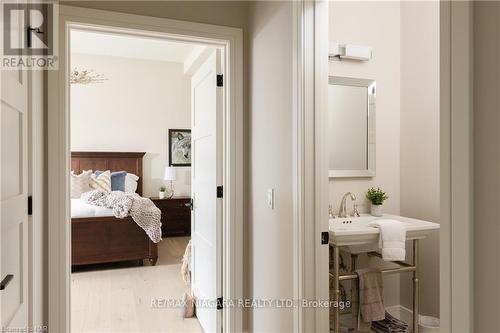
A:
355;268;385;331
368;219;406;261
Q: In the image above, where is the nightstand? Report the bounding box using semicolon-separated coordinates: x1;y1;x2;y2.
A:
150;196;191;237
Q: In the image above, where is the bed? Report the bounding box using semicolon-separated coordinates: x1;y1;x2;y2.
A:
71;151;158;267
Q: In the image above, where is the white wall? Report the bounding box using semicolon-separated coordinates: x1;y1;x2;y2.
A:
70;53;191;197
329;1;402;306
400;1;440;317
248;1;294;331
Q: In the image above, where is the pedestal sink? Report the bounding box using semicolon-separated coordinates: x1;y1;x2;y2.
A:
329;213;440;247
328;213;439;333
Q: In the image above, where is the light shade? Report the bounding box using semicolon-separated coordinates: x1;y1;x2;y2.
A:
164;166;177;181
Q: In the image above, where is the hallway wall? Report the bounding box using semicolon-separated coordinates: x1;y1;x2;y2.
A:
247;1;295;331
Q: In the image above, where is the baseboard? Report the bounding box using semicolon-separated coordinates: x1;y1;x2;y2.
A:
386;305;414;327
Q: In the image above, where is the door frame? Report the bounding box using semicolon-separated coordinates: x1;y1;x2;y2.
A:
47;6;243;332
440;1;474;331
292;1;330;332
27;66;45;329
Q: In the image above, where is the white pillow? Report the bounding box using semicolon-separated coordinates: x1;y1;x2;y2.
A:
71;170;92;199
90;170;112;193
125;173;139;193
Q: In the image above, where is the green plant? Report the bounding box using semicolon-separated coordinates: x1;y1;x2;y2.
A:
159;186;166;192
366;187;389;205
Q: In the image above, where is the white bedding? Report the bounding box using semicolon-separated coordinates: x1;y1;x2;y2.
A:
71;198;115;218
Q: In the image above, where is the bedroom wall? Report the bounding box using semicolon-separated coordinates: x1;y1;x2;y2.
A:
70;53;191;197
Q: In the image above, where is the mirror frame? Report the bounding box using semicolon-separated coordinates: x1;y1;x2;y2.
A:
328;76;376;178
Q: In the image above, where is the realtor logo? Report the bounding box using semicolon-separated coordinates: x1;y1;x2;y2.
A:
2;2;58;69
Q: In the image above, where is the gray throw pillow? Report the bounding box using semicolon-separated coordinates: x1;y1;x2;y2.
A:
95;170;127;192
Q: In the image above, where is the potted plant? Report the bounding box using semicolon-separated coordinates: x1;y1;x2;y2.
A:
159;186;166;199
366;187;389;217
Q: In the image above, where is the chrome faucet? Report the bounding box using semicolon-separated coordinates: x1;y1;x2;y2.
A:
338;192;356;218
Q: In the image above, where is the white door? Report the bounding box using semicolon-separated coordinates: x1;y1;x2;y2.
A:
0;7;29;329
190;49;223;333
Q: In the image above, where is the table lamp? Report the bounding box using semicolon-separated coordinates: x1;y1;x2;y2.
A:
164;166;177;199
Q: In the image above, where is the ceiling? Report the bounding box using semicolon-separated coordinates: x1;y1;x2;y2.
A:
70;29;203;63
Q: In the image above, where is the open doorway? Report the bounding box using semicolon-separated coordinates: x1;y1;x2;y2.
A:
68;28;224;332
326;2;441;333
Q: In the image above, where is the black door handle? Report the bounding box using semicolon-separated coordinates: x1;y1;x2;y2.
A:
321;232;330;245
0;274;14;290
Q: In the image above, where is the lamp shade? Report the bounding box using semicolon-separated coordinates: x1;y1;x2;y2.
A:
164;166;177;181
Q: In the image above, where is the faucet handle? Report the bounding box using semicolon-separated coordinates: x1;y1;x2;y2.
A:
328;204;335;219
351;203;360;217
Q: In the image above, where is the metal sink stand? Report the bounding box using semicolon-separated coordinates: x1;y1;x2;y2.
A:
330;239;420;333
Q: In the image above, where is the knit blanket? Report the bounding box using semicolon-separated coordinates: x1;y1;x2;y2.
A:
81;190;162;243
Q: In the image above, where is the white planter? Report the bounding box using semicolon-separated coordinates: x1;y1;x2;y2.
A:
159;191;165;199
370;204;383;217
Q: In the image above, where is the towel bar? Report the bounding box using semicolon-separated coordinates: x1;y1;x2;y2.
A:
330;265;416;281
330;239;420;333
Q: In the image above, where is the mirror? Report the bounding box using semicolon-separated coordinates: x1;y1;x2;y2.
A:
328;76;376;178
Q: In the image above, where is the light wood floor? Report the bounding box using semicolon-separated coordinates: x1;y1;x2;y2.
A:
71;237;203;333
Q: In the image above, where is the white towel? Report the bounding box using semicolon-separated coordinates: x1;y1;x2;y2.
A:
368;219;406;261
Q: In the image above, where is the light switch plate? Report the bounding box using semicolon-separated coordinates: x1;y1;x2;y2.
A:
267;189;274;209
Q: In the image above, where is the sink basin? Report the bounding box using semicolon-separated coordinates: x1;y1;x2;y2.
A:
329;214;439;248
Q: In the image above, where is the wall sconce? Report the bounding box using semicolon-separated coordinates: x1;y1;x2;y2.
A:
329;42;372;61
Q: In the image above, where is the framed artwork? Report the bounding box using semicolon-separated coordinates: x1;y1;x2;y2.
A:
168;129;191;166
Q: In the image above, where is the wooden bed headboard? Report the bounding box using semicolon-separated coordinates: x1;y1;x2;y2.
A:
71;152;146;196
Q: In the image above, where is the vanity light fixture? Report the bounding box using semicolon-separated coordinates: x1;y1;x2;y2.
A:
329;42;372;61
